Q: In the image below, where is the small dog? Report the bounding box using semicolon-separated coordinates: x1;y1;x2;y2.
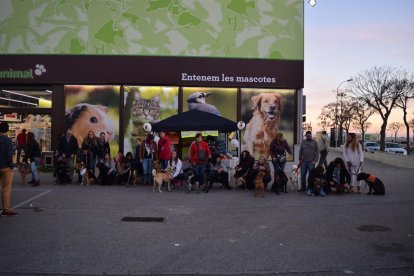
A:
77;163;96;185
236;175;247;191
152;160;173;193
254;171;266;197
357;172;385;195
289;164;300;191
17;162;36;185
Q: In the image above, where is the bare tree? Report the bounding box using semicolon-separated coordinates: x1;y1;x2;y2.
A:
392;73;414;154
387;122;404;142
348;66;408;151
340;99;357;137
317;102;336;130
351;99;375;143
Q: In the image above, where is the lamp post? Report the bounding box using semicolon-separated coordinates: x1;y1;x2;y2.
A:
335;78;353;147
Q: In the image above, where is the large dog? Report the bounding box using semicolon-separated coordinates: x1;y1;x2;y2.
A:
242;92;283;159
357;172;385;195
17;163;39;185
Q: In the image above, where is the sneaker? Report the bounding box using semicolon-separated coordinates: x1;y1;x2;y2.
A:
1;210;18;217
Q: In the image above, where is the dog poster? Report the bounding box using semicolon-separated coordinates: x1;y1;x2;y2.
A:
240;88;295;160
64;85;120;157
123;86;179;154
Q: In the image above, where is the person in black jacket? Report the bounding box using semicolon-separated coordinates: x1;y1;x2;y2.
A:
326;158;351;194
96;131;110;163
0;122;18;216
25;132;41;187
57;129;79;183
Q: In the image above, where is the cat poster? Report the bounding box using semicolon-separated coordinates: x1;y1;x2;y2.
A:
123;86;179;154
64;85;120;157
240;88;295;160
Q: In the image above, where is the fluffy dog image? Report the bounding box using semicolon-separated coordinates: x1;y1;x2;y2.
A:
242;92;284;159
254;171;266;197
357;172;385;195
152;160;173;193
17;163;39;185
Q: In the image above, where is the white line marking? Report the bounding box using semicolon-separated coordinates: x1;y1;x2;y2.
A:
11;190;53;209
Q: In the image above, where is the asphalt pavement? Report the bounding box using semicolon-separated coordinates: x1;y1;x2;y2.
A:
1;151;413;276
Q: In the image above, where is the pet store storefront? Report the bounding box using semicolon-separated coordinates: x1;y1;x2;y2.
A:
0;0;304;161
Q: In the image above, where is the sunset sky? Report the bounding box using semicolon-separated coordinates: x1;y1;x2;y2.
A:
304;0;414;137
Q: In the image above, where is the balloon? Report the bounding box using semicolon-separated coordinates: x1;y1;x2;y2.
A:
143;123;152;132
230;139;239;148
237;121;246;130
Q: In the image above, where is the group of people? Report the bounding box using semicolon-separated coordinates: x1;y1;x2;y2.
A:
299;131;364;196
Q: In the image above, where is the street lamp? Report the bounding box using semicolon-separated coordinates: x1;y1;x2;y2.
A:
335;78;353;147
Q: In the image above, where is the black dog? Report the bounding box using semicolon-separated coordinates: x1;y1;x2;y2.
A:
357;173;385;195
272;170;288;194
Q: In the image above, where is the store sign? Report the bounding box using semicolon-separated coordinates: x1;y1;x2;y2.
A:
0;64;46;79
181;73;276;85
0;69;33;79
0;113;21;122
181;130;218;138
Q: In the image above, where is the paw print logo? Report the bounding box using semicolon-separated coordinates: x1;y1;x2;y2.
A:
34;64;47;76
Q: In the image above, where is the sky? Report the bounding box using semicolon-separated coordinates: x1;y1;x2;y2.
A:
304;0;414;137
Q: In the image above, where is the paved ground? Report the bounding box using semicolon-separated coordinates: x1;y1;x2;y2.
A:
1;151;414;275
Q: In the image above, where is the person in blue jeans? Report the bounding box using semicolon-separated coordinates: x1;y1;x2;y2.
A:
299;131;319;191
189;133;211;189
140;134;158;185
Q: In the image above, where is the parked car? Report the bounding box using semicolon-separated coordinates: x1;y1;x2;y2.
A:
363;141;380;152
384;143;407;155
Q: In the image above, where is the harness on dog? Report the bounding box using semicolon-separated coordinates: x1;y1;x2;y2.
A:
367;175;377;183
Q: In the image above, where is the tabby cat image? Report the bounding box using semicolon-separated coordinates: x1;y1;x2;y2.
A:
130;91;160;144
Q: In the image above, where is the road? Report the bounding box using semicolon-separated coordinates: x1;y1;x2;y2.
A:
1;151;413;275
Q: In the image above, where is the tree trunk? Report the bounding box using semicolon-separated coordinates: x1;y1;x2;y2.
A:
403;109;410;155
380;123;387;151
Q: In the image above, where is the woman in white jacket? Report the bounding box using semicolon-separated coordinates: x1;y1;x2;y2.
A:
343;133;364;193
167;150;184;180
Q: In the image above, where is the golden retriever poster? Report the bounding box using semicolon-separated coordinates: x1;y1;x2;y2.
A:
241;89;295;160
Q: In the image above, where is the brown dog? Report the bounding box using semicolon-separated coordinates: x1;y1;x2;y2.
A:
152;160;172;193
242;92;283;159
77;163;96;186
17;162;38;185
236;175;247;191
254;171;266;197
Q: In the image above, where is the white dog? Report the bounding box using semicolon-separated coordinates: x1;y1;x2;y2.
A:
289;164;301;191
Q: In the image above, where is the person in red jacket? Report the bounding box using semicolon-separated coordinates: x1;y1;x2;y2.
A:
16;128;27;164
157;131;171;170
189;133;211;188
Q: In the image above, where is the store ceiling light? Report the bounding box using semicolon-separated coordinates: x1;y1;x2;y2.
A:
45;90;52;93
2;89;42;100
0;96;38;106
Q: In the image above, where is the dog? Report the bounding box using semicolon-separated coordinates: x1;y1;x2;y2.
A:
272;170;288;194
242;92;284;159
76;163;96;185
289;164;300;191
236;175;247;191
254;171;266;197
152;160;173;193
357;172;385;195
17;162;38;185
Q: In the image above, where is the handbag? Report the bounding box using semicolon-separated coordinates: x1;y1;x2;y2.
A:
277;155;286;163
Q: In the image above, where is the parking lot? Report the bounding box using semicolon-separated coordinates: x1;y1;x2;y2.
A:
1;151;414;275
